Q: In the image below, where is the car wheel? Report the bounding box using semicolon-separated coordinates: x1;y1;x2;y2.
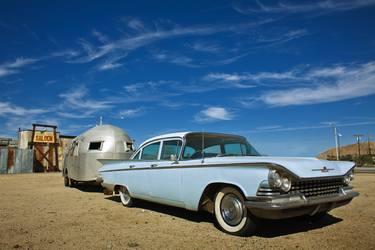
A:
214;187;256;236
119;186;134;207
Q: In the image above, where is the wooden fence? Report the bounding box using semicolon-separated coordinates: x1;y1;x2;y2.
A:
0;148;34;174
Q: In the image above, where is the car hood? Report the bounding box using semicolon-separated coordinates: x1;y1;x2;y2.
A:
201;156;355;179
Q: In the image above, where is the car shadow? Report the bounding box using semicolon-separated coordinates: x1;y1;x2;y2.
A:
105;195;342;236
105;196;213;223
255;214;343;238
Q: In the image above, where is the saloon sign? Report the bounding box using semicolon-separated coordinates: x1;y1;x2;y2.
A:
33;131;56;143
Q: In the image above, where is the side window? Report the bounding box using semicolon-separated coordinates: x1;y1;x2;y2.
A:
182;146;196;159
88;141;103;151
140;142;160;160
224;143;244;155
204;145;221;154
132;150;141;160
160;140;182;160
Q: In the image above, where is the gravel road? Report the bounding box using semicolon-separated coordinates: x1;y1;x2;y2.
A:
0;173;374;249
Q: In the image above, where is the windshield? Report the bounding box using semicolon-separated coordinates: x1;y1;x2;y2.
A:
181;133;260;160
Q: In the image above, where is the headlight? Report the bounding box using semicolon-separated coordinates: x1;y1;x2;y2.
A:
268;170;292;192
280;176;292;192
343;170;354;185
268;170;282;188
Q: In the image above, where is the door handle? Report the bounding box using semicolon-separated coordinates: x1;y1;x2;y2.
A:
129;165;135;169
150;164;158;168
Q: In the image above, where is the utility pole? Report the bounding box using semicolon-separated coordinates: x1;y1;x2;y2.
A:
354;134;363;156
368;134;373;156
330;123;341;160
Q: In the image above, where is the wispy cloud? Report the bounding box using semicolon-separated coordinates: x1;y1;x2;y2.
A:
250;120;375;133
257;61;375;106
118;108;145;119
92;29;110;44
97;52;127;71
122;80;181;102
58;85;114;118
152;51;199;68
0;101;55;134
69;24;226;65
194;107;235;123
187;41;221;53
204;70;298;88
63;18;296;70
234;0;375;15
121;17;147;32
0;57;38;78
0;101;47;116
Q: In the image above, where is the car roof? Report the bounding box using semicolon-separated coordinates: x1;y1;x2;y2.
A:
139;132;190;147
138;131;246;148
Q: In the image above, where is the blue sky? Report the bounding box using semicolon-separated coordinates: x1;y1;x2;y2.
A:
1;0;375;156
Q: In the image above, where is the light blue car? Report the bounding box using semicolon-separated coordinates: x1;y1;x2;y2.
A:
98;132;358;236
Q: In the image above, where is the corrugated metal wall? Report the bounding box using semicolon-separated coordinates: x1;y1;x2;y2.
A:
0;148;34;174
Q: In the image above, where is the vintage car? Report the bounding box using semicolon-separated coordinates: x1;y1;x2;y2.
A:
98;132;358;236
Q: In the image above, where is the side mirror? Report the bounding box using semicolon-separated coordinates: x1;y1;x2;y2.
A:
170;154;178;162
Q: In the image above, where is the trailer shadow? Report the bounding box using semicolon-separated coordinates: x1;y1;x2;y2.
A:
71;184;103;193
105;196;213;223
105;195;342;236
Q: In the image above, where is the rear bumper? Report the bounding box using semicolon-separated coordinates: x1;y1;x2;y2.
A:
245;187;359;219
96;177;115;195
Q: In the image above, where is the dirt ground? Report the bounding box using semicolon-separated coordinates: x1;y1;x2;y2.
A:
0;173;374;250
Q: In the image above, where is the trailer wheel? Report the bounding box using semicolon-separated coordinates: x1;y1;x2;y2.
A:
64;176;70;187
119;186;134;207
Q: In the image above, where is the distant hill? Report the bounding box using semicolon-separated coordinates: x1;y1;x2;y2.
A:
318;141;375;160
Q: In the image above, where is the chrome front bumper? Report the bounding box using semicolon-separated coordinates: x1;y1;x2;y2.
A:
245;187;359;219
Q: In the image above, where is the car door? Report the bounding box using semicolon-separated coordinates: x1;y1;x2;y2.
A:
128;141;161;198
148;139;184;207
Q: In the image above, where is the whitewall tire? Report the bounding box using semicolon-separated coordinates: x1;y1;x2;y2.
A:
214;187;256;236
119;186;134;207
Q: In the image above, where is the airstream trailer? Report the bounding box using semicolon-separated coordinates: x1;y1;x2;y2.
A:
63;124;134;186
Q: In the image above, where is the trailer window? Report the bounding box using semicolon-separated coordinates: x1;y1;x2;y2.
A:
125;142;133;151
88;141;103;151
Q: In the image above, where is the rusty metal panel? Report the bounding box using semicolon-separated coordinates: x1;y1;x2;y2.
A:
21;149;33;173
14;149;22;173
7;148;15;174
0;148;33;174
0;149;8;174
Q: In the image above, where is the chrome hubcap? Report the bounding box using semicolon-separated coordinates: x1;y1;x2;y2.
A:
220;194;244;226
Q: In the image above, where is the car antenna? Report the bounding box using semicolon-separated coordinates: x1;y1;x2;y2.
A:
201;130;205;163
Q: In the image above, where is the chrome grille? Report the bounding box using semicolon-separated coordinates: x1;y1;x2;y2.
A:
290;178;343;197
256;178;344;197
